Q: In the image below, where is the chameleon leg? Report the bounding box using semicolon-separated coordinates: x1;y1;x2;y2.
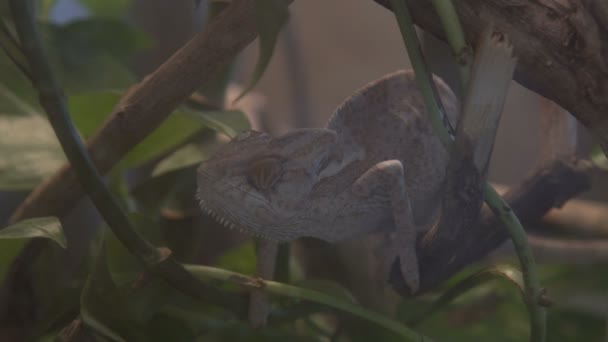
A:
248;238;278;327
352;160;420;293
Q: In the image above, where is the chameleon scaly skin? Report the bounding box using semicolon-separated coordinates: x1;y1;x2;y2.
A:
197;70;459;291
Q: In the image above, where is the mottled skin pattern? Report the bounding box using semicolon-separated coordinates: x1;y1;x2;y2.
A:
197;70;459;292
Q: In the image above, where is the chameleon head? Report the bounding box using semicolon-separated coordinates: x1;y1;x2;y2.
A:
196;128;338;241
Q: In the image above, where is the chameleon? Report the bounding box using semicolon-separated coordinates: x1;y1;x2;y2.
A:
196;70;459;292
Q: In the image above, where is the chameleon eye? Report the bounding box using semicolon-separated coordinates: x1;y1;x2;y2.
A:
247;157;283;190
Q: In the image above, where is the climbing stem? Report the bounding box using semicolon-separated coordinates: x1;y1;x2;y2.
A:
9;0;239;312
184;264;434;342
0;18;31;81
430;0;470;85
389;1;546;341
389;0;455;147
484;184;546;341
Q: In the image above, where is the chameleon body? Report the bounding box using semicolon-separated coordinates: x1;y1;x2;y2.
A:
197;70;459;292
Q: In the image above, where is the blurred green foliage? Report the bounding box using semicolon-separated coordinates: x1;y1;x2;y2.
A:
0;0;605;341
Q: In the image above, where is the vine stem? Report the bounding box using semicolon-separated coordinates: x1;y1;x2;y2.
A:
184;264;433;342
0;18;31;81
8;0;241;313
389;1;546;340
7;2;436;339
429;0;470;85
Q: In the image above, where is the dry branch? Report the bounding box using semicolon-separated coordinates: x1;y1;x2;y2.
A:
9;0;259;224
390;157;593;295
374;0;608;152
0;0;261;338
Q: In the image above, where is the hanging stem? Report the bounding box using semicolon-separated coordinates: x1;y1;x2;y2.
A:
9;0;240;313
389;1;546;341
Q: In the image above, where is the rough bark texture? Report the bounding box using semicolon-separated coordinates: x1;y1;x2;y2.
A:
375;0;608;152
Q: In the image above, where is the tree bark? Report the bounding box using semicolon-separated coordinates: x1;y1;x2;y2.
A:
374;0;608;152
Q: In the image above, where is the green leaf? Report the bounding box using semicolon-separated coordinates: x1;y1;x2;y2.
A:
45;18;150;93
0;217;66;282
118;110;204;169
151;144;207;178
69;91;206;170
81;241;144;342
79;0;132;17
151;139;224;177
215;241;256;274
184;108;249;138
236;0;289;101
0;217;66;248
0;112;65;190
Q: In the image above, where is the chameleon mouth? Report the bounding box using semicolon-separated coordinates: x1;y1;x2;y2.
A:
197;192;276;240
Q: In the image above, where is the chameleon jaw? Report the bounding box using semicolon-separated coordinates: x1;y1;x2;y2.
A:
197;195;278;240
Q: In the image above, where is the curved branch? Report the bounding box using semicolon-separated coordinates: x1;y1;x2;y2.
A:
9;0;245;314
9;0;260;224
374;0;608;153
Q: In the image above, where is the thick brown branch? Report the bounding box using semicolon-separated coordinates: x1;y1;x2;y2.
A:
9;0;259;224
0;1;260;339
374;0;608;152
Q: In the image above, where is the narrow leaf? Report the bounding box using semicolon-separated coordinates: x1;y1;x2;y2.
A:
235;0;289;101
0;113;65;190
184;108;249;138
81;242;142;342
0;217;66;248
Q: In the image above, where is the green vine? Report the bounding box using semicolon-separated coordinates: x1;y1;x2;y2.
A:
389;0;546;340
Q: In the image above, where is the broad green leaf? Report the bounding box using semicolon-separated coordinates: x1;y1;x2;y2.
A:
235;0;289;100
0;217;66;282
81;243;144;342
79;0;132;17
49;18;150;61
69;91;121;138
184;109;249;138
118;110;204;169
0;113;65;190
45;18;150;93
0;217;66;248
151;140;222;177
69;91;205;170
104;214;162;284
